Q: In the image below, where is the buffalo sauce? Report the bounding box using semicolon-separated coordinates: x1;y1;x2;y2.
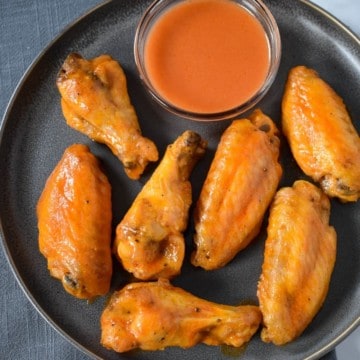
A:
144;0;270;114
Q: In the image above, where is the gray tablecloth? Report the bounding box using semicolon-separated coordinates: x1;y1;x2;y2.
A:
0;1;351;359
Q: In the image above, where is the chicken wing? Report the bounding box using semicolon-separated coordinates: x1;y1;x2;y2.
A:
257;180;337;345
37;144;112;300
101;278;262;352
191;109;282;270
282;65;360;202
56;53;158;180
114;131;206;280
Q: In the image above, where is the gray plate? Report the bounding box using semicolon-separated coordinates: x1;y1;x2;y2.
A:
0;0;359;359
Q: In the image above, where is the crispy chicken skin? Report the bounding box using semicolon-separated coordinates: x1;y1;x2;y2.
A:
282;65;360;202
257;180;337;345
101;278;262;352
56;53;158;180
191;109;282;270
37;144;112;300
114;131;207;280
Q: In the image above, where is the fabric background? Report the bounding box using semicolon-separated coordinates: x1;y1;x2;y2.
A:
1;1;358;359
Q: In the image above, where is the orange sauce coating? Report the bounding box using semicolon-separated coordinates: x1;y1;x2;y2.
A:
144;0;270;114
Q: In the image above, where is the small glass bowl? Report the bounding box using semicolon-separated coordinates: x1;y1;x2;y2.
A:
134;0;281;121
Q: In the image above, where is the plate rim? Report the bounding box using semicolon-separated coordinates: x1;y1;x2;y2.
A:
0;0;359;359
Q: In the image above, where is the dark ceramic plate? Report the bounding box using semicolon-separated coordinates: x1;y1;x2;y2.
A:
0;1;359;359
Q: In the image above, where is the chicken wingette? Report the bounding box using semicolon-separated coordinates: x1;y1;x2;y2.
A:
257;180;337;345
101;278;262;352
191;109;282;270
114;131;207;280
56;53;158;180
282;65;360;202
37;144;112;300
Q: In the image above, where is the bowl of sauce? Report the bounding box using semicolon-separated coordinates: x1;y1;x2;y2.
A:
134;0;281;121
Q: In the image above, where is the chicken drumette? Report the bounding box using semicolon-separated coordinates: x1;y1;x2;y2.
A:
114;131;206;280
101;278;262;352
57;53;158;180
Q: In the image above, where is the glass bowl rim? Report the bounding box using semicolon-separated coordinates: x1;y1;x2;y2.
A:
134;0;282;122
